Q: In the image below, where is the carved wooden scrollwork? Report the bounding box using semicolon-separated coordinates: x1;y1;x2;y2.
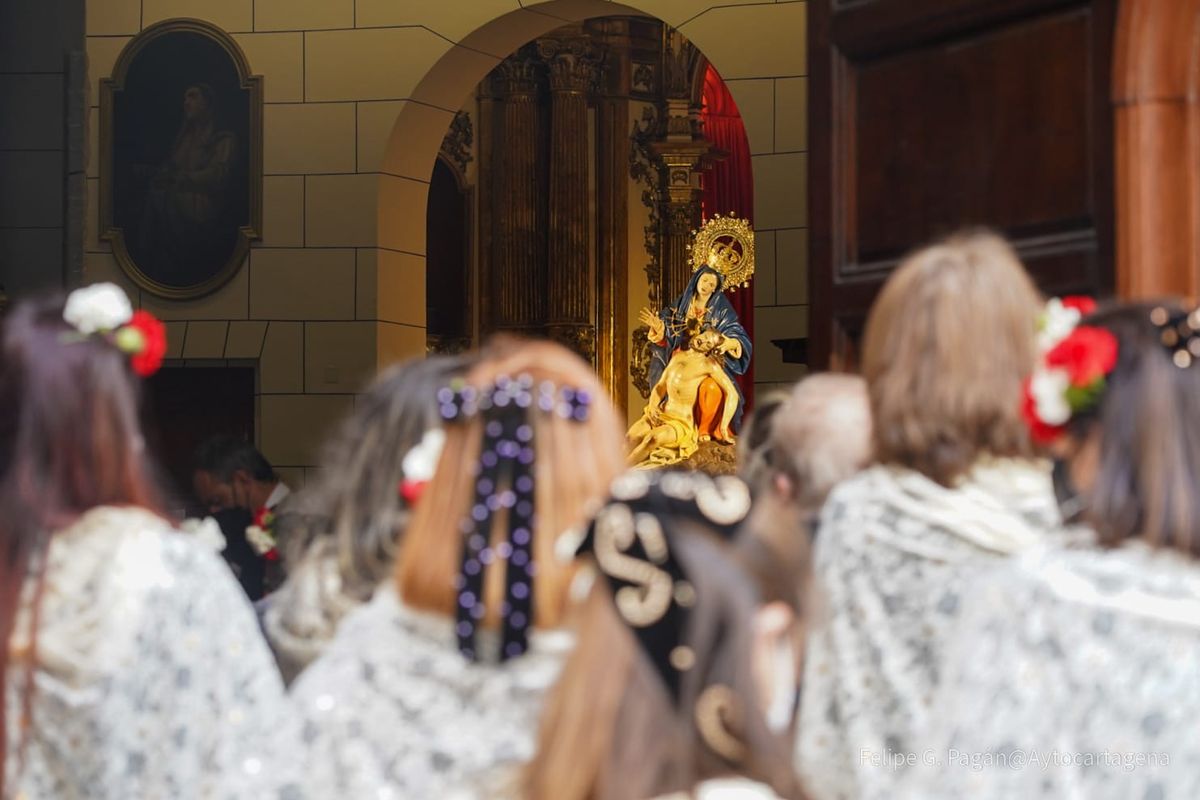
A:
548;323;598;364
632;62;656;96
439;111;473;177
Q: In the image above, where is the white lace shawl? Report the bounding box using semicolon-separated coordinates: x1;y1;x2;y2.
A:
653;779;785;799
290;584;572;800
796;460;1060;800
4;506;301;800
896;541;1200;799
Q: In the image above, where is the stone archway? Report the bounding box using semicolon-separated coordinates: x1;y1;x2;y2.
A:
369;0;809;402
1114;0;1200;299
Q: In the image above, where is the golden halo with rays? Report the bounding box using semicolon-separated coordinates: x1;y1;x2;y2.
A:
687;214;755;291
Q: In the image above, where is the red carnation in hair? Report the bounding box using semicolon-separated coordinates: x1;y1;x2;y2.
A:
126;310;167;377
1060;296;1097;316
398;478;428;505
1045;325;1118;387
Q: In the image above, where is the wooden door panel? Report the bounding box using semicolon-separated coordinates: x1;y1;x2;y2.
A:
142;366;255;513
809;0;1116;367
855;11;1092;261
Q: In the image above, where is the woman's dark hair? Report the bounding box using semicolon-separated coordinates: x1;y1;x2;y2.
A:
1074;301;1200;555
0;293;163;787
737;390;792;493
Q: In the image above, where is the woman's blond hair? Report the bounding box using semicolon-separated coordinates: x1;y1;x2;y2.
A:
862;230;1040;486
396;337;625;630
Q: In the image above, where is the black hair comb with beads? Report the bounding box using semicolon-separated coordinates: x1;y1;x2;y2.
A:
437;374;591;662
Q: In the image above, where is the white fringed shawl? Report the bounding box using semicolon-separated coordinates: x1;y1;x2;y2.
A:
796;460;1060;800
896;541;1200;799
5;507;299;799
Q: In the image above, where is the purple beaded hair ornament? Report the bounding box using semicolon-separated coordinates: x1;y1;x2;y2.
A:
437;373;592;662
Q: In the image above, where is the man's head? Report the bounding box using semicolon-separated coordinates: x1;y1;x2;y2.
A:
689;326;723;355
193;435;276;513
193;466;233;514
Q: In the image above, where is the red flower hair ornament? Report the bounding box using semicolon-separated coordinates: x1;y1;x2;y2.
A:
63;282;167;377
1021;296;1117;445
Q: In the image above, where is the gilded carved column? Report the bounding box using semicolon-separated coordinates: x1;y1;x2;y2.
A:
490;54;543;329
662;195;702;302
652;96;718;304
540;39;598;361
589;16;632;413
627;27;718;398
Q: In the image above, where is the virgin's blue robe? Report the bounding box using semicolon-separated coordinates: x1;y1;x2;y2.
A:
648;266;753;431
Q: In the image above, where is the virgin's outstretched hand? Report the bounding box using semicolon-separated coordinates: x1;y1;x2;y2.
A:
639;307;664;341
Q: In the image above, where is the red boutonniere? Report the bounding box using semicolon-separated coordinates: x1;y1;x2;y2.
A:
246;507;279;562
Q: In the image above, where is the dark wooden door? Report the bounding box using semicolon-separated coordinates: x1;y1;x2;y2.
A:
808;0;1117;368
142;366;255;512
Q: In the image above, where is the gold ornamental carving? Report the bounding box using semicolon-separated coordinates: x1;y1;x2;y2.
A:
547;323;598;364
491;53;541;97
537;38;600;95
688;215;755;290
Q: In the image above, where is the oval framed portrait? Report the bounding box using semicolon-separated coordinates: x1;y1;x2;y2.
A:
100;19;263;299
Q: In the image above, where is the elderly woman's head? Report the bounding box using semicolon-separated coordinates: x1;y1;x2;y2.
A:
740;375;871;510
863;230;1040;486
774;374;872;507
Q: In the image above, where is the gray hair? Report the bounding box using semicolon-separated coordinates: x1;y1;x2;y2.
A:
773;373;872;509
281;353;471;597
737;390;793;490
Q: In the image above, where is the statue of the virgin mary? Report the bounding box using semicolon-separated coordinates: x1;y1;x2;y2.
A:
637;216;755;441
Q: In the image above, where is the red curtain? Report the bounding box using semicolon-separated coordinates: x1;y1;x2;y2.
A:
701;64;755;411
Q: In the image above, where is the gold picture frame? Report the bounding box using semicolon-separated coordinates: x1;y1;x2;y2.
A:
99;18;263;300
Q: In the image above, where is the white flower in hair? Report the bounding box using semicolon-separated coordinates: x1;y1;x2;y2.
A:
63;282;133;334
180;516;227;553
1038;297;1085;352
1030;367;1071;425
402;428;446;483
